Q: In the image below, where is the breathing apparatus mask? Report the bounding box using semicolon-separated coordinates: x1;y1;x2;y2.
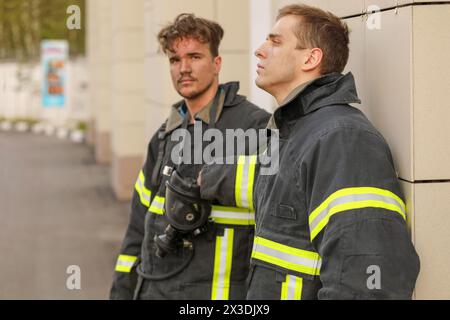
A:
153;170;211;258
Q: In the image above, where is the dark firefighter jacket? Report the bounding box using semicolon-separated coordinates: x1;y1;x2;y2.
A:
110;81;270;299
200;73;420;299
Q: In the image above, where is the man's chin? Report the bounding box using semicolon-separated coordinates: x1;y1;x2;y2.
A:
177;88;199;99
255;78;266;90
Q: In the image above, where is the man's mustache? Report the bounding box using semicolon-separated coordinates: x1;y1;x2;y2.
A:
178;76;196;83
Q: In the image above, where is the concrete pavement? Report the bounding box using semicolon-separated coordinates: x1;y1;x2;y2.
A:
0;131;131;299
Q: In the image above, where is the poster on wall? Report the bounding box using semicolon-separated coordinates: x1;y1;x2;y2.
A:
41;40;68;108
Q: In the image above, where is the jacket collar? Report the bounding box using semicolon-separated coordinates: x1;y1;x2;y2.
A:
272;72;361;129
165;81;243;133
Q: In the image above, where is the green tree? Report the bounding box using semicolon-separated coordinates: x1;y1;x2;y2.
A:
0;0;85;61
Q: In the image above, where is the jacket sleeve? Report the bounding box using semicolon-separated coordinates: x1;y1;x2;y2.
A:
109;133;159;299
299;127;420;299
200;154;259;210
200;109;271;209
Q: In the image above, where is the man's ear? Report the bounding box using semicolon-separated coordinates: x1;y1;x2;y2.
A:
302;48;323;72
214;55;222;74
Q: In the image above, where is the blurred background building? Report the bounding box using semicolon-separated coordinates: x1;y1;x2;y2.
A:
0;0;449;299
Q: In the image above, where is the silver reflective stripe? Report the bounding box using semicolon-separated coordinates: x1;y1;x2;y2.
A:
284;275;302;300
211;229;234;300
255;243;321;271
116;260;134;269
286;275;297;299
149;196;165;214
309;193;406;234
235;155;257;210
210;207;255;225
252;237;321;275
136;175;143;191
138;178;151;205
152;199;164;210
142;190;151;205
239;157;251;208
280;275;303;300
135;171;151;207
115;255;137;273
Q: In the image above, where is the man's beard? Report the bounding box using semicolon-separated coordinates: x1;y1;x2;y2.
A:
177;79;214;100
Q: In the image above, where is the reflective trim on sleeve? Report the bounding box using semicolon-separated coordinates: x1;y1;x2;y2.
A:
210;205;255;225
115;254;138;273
235;155;257;210
281;275;303;300
211;228;234;300
148;196;165;215
309;187;407;241
135;170;151;208
147;197;255;226
251;237;321;276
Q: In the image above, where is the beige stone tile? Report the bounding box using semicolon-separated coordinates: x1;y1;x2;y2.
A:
412;5;450;180
112;62;146;93
95;131;112;164
217;0;250;52
413;182;450;299
112;92;145;127
344;16;367;111
111;0;145;31
364;7;414;181
112;31;145;62
220;53;250;97
112;124;146;157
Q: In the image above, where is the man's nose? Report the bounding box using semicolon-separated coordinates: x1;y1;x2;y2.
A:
180;59;191;73
254;44;266;59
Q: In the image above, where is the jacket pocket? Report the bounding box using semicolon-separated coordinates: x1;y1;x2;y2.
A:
272;204;297;220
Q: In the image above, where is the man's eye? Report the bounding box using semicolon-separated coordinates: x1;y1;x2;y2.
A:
192;56;201;60
170;59;179;64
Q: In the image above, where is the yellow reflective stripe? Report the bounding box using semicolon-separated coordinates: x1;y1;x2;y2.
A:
210;205;255;225
115;254;137;273
148;196;165;215
309;187;407;241
251;237;321;276
147;199;255;226
247;156;257;211
281;275;303;300
134;170;151;207
211;229;234;300
235;157;244;207
235;155;257;210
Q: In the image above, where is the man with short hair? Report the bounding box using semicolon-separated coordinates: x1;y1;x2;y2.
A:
110;13;270;300
200;4;420;299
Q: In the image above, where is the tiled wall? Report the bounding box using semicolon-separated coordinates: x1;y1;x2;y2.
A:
87;1;450;298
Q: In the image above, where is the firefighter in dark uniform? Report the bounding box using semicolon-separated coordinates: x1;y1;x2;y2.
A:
199;4;420;299
110;14;270;300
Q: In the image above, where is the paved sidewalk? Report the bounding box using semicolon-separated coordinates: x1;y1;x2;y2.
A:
0;132;131;299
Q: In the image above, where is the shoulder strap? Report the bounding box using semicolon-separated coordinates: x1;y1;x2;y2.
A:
151;121;168;187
